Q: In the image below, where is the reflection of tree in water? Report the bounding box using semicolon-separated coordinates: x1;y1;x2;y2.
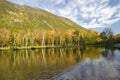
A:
0;47;104;80
79;46;86;59
41;49;47;68
73;47;86;63
102;48;114;61
7;47;102;68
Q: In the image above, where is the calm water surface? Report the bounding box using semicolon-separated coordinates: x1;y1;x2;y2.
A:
0;47;120;80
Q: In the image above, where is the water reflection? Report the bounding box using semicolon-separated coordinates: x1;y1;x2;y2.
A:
0;47;119;80
102;48;115;61
102;48;120;62
54;48;120;80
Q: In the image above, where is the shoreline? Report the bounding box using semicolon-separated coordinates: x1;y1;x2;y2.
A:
0;45;85;51
0;46;61;50
0;43;120;51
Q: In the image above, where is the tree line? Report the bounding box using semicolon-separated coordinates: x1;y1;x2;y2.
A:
0;27;119;48
0;28;99;48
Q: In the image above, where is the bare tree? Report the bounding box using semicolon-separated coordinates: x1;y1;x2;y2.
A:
100;28;113;39
104;28;113;38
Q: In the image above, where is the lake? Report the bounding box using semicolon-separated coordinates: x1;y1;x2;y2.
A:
0;47;120;80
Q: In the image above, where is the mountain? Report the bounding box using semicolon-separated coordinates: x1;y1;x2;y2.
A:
0;0;99;48
0;0;86;31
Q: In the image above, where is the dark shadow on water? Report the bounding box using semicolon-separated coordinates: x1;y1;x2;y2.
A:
102;48;115;61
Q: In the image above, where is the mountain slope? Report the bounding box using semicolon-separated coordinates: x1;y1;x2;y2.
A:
0;0;99;48
0;0;86;31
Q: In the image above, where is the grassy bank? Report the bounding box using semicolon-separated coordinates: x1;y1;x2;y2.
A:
0;45;81;50
0;47;10;50
0;46;56;50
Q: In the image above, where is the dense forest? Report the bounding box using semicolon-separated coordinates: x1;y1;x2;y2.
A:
0;26;120;49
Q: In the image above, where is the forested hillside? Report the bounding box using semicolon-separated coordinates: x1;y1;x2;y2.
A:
0;0;99;49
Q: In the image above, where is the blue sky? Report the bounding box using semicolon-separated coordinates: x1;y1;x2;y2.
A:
8;0;120;34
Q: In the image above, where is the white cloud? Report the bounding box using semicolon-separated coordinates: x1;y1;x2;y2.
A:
102;18;120;24
90;19;97;24
53;0;65;5
58;6;72;16
57;0;120;28
81;22;102;29
81;13;89;19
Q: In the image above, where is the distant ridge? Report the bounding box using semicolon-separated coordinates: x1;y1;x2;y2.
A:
0;0;86;31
